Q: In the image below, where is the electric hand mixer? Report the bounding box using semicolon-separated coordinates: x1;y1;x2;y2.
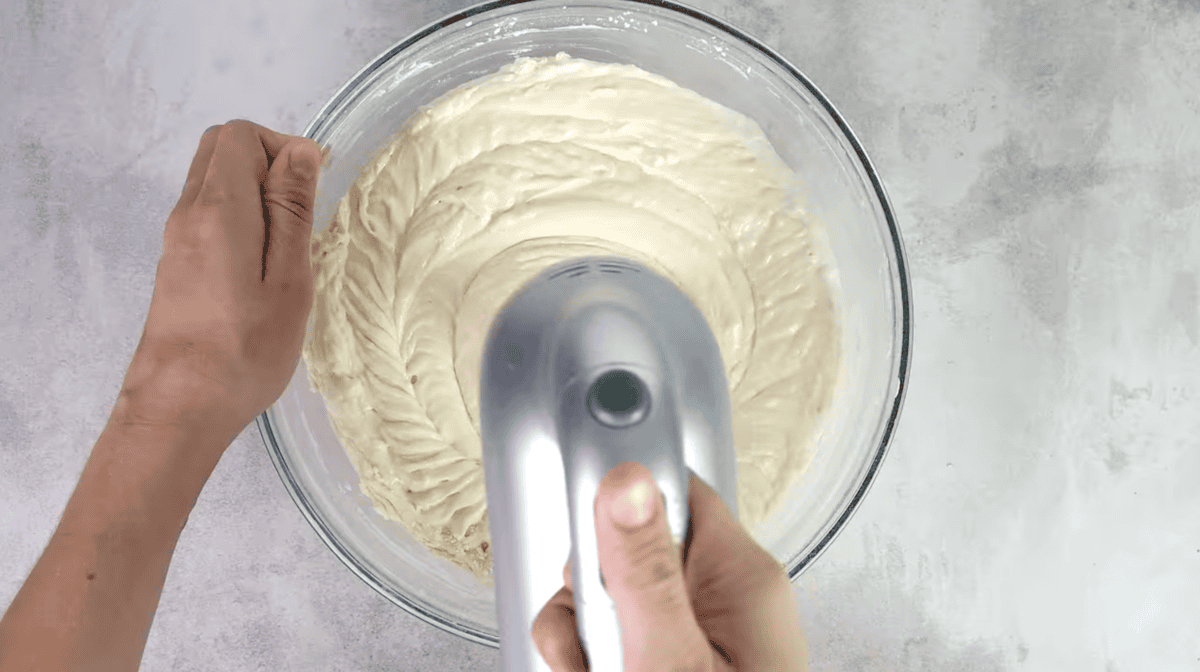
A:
481;256;739;671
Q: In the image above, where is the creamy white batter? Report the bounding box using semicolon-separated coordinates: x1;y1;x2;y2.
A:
303;54;840;582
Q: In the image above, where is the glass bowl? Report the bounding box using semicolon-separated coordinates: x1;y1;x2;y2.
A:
257;0;911;648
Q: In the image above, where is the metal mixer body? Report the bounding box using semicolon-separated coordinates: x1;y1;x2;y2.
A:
480;256;738;671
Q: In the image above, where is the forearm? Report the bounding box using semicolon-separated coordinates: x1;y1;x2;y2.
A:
0;120;318;672
0;382;234;672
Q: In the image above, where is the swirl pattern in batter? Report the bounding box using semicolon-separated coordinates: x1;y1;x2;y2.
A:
303;54;840;582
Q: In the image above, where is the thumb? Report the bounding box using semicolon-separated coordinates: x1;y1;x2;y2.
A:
263;137;322;282
594;463;711;671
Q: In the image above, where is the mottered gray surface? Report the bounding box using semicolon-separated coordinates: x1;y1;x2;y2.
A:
2;0;1199;670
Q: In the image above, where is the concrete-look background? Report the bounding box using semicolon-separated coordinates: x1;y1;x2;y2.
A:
3;0;1198;670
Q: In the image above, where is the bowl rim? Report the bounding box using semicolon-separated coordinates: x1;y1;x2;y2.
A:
258;0;912;648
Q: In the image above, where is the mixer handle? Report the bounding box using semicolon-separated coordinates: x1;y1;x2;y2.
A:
556;358;691;670
482;254;737;672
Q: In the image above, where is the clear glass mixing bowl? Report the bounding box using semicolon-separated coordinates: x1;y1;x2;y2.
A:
257;0;911;647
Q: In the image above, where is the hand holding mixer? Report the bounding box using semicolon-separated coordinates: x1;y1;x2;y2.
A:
481;256;739;671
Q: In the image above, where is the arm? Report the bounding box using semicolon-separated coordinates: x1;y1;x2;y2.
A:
0;120;323;672
0;368;242;672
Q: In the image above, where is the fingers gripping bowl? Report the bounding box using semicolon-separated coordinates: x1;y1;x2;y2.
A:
257;0;911;647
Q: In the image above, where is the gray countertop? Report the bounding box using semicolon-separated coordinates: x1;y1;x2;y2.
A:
3;0;1198;670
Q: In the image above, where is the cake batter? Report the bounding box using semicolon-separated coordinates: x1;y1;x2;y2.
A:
303;54;840;582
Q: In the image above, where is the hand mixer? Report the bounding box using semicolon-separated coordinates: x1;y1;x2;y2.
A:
481;256;739;671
